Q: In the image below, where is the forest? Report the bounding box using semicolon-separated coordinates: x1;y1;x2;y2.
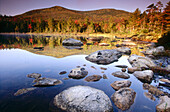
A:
0;1;169;42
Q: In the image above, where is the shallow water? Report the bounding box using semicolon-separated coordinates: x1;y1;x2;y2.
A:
0;34;169;112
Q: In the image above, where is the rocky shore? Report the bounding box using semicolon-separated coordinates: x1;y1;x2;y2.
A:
14;37;170;112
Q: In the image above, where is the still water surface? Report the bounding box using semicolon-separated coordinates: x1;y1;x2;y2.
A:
0;34;168;112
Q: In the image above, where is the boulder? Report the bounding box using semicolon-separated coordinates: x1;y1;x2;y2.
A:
128;54;156;69
53;86;113;112
62;38;83;46
85;49;122;65
27;73;41;79
143;46;165;55
133;70;153;83
68;68;88;79
14;88;36;96
112;71;130;79
110;80;131;90
128;67;141;73
33;77;62;87
116;47;131;55
156;96;170;112
84;75;102;82
111;87;136;111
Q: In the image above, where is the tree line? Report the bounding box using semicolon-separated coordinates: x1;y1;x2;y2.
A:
0;1;169;40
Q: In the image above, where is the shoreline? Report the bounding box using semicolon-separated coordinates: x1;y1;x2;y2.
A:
0;32;132;38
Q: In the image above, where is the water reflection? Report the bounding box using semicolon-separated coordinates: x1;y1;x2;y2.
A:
0;34;147;58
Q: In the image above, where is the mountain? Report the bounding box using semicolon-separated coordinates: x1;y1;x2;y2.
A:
15;6;131;21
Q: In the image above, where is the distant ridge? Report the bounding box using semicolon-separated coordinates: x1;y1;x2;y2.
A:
15;6;131;21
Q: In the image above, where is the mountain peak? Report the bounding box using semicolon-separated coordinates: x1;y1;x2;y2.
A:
15;6;131;21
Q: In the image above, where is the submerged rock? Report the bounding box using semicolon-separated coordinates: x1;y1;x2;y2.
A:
150;66;170;75
111;87;136;111
133;70;153;83
156;96;170;112
91;66;96;69
33;78;62;87
99;43;110;46
144;92;156;101
84;75;102;82
68;68;88;79
110;80;131;90
62;78;70;80
128;54;156;69
160;78;170;83
143;46;165;55
53;86;113;112
121;41;136;46
59;71;67;75
63;46;83;50
143;83;165;97
62;38;83;46
121;68;126;72
100;67;107;70
116;47;131;55
33;47;44;50
166;65;170;71
27;73;41;79
115;65;128;68
85;49;122;65
103;74;108;79
14;88;36;96
112;71;130;79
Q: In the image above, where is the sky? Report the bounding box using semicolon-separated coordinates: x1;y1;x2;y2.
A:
0;0;169;16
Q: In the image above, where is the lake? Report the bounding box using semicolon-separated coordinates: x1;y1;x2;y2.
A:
0;34;169;112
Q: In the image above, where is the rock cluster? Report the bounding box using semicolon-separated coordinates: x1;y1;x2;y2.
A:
128;54;156;69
